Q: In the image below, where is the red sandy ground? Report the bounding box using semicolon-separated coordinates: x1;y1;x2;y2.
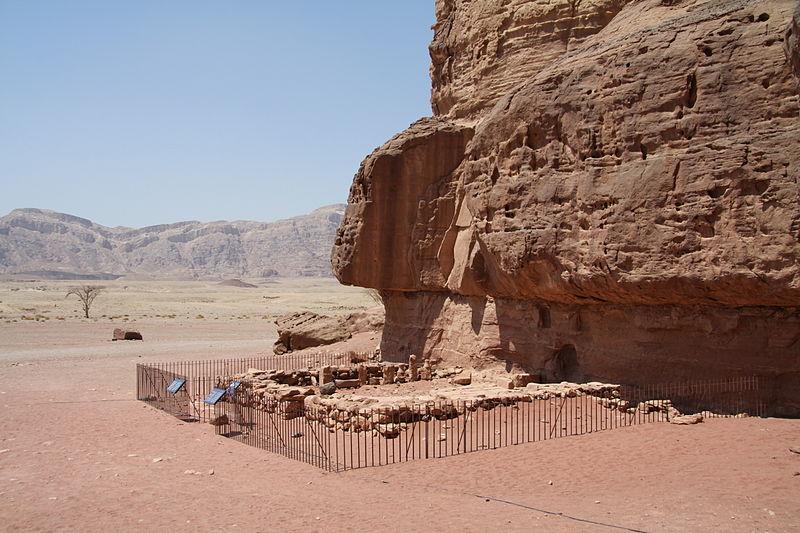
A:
1;321;799;532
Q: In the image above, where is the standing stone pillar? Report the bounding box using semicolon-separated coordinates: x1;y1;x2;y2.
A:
382;365;396;385
420;360;433;380
409;355;418;381
357;364;368;385
320;365;333;385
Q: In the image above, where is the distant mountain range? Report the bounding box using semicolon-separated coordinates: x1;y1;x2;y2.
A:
0;205;345;280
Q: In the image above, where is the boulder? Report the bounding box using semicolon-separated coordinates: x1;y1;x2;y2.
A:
319;382;337;396
273;312;350;353
112;329;142;341
376;423;401;439
272;306;385;354
670;413;704;425
511;374;536;388
497;378;514;390
334;379;361;389
452;374;472;386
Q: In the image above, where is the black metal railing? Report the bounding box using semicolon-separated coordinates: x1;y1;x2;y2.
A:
136;357;764;472
211;376;763;472
136;351;375;423
620;376;763;418
213;390;667;472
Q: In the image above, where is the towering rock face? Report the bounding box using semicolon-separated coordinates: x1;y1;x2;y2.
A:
430;0;630;118
333;0;800;414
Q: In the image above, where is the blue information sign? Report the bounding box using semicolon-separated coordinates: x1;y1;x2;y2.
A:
204;388;227;405
166;378;186;394
226;380;241;395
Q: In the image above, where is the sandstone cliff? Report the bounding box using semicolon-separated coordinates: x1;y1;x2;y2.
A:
333;0;800;414
1;204;345;279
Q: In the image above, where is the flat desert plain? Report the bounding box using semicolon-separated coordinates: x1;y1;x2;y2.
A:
0;279;799;532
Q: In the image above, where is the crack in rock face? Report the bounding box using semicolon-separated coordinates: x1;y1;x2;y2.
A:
331;0;800;416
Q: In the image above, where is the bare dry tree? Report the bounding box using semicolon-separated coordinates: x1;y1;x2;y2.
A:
66;285;103;318
365;288;383;307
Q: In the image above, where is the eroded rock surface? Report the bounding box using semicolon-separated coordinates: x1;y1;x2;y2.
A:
332;0;800;414
273;307;384;354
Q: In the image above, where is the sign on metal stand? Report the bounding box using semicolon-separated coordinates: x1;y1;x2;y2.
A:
166;378;186;394
204;388;227;405
226;380;241;396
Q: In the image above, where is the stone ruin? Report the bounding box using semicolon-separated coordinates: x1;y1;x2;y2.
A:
221;357;704;438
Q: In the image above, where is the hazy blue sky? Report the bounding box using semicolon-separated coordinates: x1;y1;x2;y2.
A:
0;1;434;227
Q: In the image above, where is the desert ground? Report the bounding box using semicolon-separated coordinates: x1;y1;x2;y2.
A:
0;279;798;532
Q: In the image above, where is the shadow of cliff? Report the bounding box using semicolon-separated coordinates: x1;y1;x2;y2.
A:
380;290;446;362
379;291;799;417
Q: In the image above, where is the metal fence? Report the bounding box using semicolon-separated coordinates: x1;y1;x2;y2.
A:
211;376;764;472
136;357;764;472
620;376;764;418
212;391;665;472
136;351;375;423
136;364;222;422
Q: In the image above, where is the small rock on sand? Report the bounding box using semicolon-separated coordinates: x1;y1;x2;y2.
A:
113;329;143;341
452;374;471;386
670;413;703;425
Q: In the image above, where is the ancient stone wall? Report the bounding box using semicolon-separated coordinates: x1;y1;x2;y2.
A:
332;0;800;414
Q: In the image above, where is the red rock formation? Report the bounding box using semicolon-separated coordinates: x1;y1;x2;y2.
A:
273;307;384;354
112;328;143;341
332;0;800;414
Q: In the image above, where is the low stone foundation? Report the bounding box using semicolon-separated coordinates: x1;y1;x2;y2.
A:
230;361;736;435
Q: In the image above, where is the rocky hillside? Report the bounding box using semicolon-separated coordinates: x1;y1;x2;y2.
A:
332;0;800;414
0;204;345;279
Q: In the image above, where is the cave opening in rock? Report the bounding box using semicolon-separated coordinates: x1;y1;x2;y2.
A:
538;306;551;328
544;344;581;382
